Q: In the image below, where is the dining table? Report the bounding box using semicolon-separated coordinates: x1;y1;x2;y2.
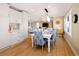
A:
31;31;51;52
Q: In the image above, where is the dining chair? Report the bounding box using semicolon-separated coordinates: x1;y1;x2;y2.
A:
50;30;56;47
33;30;46;51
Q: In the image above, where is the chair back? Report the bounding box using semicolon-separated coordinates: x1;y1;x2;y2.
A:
50;30;56;41
33;30;45;46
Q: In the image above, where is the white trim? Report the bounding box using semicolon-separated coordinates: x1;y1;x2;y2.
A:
65;37;78;56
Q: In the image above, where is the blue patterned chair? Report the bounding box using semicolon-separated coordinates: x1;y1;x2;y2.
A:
50;30;56;46
33;30;46;51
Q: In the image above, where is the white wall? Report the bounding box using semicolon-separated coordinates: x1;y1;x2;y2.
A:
0;4;9;49
0;3;28;50
64;4;79;55
53;17;64;34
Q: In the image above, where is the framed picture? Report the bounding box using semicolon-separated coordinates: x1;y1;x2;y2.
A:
56;21;60;24
9;23;20;32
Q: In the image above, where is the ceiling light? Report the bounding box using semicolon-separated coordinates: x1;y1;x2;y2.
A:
47;16;50;22
44;8;48;13
30;9;34;12
47;5;52;8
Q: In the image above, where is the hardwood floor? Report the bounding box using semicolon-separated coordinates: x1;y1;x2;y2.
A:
0;34;74;56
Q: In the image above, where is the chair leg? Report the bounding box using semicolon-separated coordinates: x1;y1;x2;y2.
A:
42;45;43;52
53;43;54;48
34;43;36;48
53;41;56;47
53;42;55;47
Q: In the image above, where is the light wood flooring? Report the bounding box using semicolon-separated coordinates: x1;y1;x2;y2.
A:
0;35;74;56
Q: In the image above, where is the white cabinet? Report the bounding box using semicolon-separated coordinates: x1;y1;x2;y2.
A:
9;8;29;45
9;8;23;23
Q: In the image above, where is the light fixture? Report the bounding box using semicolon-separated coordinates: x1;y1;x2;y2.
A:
47;16;50;22
44;8;50;22
44;8;48;13
36;22;39;28
30;9;34;12
47;5;52;8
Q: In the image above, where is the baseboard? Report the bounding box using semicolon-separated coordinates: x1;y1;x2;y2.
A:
65;37;78;56
0;46;11;53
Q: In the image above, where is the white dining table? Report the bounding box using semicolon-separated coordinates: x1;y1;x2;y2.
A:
31;33;51;52
43;33;51;52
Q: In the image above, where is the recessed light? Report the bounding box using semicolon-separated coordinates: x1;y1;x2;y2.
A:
47;5;52;8
30;9;34;12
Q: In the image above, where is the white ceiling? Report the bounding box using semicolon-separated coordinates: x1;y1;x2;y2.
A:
10;3;72;21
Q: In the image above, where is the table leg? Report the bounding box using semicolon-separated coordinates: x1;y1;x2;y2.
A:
48;38;50;52
31;35;34;48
